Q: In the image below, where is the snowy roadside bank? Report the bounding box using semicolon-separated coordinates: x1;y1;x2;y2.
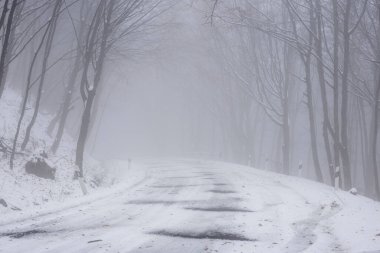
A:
201;161;380;252
0;90;144;217
1;159;379;253
0;160;146;226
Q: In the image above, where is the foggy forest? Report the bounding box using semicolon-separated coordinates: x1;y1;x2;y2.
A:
0;0;380;252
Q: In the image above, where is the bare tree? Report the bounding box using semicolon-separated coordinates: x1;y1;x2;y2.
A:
75;0;170;177
0;0;18;97
9;0;62;169
50;0;88;153
20;0;63;150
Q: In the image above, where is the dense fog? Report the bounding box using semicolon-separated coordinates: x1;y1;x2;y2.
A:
1;0;380;200
2;1;380;252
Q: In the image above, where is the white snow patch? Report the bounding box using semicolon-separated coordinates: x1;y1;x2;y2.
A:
0;89;121;215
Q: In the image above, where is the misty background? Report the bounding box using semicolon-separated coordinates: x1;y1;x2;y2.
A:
1;0;379;200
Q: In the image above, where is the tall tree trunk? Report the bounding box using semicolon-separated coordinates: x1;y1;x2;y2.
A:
50;0;86;152
281;45;291;175
47;105;62;136
305;52;323;182
315;0;334;184
76;0;113;176
0;0;17;97
76;90;96;176
340;0;353;189
21;0;62;150
358;99;372;196
0;0;24;98
0;0;9;30
369;2;380;198
51;52;80;153
9;25;50;169
370;71;380;199
332;0;342;185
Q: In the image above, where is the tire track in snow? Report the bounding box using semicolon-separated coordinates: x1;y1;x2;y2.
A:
284;202;343;253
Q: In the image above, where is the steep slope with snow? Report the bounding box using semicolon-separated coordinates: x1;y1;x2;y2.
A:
0;159;379;253
0;89;108;214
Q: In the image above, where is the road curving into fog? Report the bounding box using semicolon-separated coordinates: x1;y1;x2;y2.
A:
0;159;379;253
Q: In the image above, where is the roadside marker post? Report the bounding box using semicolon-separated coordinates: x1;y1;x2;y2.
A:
334;166;340;190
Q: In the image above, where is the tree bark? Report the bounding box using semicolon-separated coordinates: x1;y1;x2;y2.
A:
315;0;334;184
51;51;80;153
0;0;9;31
0;0;17;98
357;99;372;195
50;0;87;152
370;70;380;199
21;0;62;150
369;2;380;198
76;0;113;176
0;0;24;98
340;0;353;189
305;52;323;182
9;24;50;169
332;0;342;186
76;90;96;176
282;48;291;175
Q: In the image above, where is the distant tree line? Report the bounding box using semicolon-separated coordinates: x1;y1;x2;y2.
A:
0;0;168;182
209;0;380;199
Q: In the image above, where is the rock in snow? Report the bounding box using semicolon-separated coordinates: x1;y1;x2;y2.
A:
25;151;56;180
349;188;358;195
0;198;7;207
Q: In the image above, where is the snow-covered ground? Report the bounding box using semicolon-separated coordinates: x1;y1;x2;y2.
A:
0;159;379;253
0;89;110;214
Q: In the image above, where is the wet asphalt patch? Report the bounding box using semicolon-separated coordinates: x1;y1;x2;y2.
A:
193;172;215;176
125;200;202;205
149;184;204;188
150;230;255;241
165;176;202;179
184;206;253;212
1;230;47;238
88;239;103;243
208;190;236;194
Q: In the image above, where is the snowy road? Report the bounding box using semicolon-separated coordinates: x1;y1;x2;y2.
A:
1;160;380;253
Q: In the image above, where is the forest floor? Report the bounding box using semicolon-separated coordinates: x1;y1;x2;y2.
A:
0;159;379;253
0;89;116;214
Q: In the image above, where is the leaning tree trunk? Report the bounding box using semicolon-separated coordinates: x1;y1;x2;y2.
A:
0;0;24;98
21;0;62;151
51;52;81;153
0;0;10;31
75;0;112;177
47;106;63;136
50;0;87;152
0;0;17;98
76;91;96;176
9;26;50;169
